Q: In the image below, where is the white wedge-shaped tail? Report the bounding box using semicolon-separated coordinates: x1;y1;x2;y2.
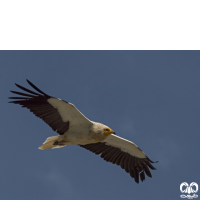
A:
39;136;67;150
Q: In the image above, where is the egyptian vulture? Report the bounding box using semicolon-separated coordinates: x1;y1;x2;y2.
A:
9;80;157;183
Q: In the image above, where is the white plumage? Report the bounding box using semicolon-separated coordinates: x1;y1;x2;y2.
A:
9;79;157;183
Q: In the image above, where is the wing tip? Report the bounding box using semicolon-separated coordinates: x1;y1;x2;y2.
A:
26;79;31;84
147;156;158;163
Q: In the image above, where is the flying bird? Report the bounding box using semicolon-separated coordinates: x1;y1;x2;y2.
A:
9;80;157;183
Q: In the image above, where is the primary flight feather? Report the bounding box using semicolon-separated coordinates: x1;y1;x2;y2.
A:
9;80;157;183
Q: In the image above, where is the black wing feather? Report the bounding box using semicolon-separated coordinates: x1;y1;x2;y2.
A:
9;80;69;135
80;142;157;183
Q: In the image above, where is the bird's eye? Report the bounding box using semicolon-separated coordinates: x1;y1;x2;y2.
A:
105;128;109;131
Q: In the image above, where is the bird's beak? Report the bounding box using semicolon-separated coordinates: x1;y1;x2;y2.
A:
110;129;115;134
104;128;115;136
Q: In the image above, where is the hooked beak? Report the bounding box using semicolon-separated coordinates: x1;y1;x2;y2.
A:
110;129;115;134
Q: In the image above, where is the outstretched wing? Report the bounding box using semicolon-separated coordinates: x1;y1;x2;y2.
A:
9;79;92;135
80;134;157;183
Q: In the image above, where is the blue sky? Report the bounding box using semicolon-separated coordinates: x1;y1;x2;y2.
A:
1;51;200;200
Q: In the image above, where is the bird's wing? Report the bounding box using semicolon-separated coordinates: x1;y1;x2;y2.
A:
80;134;156;183
9;79;92;135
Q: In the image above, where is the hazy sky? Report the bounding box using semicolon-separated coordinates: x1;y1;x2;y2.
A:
1;51;200;200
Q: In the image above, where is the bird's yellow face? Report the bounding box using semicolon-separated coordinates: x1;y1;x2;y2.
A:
104;127;115;136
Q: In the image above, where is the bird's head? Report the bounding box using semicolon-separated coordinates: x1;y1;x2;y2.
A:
104;127;115;136
91;122;115;139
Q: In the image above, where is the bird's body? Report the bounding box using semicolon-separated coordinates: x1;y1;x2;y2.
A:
9;80;157;183
42;121;111;148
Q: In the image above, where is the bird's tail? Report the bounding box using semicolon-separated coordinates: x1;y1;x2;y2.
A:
38;136;68;150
